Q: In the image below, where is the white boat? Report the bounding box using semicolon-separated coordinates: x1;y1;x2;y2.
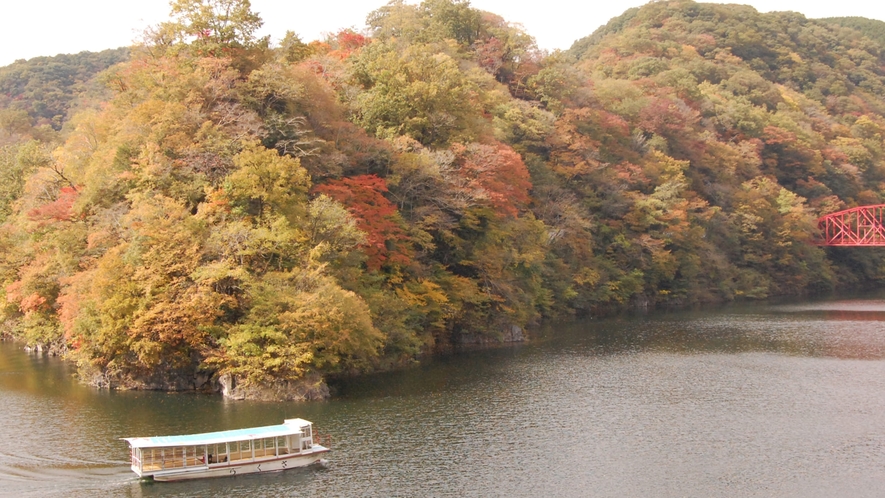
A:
123;418;330;481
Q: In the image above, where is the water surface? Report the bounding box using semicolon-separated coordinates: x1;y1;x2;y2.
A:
2;295;885;497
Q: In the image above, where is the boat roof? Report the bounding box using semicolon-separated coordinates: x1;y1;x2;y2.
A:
123;419;312;449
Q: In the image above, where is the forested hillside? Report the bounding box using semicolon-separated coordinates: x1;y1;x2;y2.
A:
1;0;884;399
821;17;885;49
0;48;129;138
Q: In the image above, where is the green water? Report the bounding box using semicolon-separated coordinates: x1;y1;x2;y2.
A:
2;295;885;497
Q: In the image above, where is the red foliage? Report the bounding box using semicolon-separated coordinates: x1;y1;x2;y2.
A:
328;30;370;60
451;142;532;218
336;30;369;51
28;186;78;224
639;97;699;137
474;37;505;74
821;148;849;163
612;161;648;184
314;175;412;271
763;126;797;145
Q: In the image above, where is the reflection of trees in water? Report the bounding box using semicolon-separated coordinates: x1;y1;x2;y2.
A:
552;308;885;360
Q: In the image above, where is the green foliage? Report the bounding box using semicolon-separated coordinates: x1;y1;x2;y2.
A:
821;18;885;50
208;270;383;386
171;0;263;47
351;40;485;146
278;32;314;63
0;141;52;222
154;0;265;56
368;0;481;47
0;48;129;129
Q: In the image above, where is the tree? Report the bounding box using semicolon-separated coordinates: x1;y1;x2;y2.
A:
207;270;384;387
171;0;263;48
731;177;832;296
352;41;483;146
450;141;532;218
314;175;412;271
144;0;266;60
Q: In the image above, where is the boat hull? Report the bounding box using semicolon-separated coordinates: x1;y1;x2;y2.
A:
148;446;329;482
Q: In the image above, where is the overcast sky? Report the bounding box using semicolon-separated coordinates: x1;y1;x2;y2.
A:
3;0;885;66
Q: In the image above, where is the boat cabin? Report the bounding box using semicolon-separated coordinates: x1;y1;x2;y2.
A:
123;418;321;479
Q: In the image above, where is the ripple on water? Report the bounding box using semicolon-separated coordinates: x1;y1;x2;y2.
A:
2;296;885;497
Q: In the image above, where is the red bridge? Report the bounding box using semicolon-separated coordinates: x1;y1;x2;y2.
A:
817;204;885;246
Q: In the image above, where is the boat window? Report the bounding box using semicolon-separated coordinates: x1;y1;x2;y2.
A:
142;448;159;471
210;443;227;463
170;447;178;467
187;445;202;466
277;436;288;455
258;438;275;457
239;440;252;461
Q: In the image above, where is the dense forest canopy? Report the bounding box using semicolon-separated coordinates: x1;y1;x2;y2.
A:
821;17;885;50
1;0;884;398
0;48;129;136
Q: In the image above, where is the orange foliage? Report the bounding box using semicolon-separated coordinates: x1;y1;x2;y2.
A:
5;281;22;304
56;291;79;339
19;293;47;313
548;107;635;179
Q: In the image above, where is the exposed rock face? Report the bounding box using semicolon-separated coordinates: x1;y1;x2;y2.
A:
78;363;218;392
502;324;525;342
220;374;330;402
632;294;651;310
122;372;215;392
76;361;329;401
23;342;66;356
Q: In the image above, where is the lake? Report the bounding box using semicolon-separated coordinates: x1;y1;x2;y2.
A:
2;294;885;497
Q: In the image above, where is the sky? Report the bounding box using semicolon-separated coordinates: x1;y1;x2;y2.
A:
3;0;885;67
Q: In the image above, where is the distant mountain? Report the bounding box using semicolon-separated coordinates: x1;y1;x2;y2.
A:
820;17;885;50
0;48;129;129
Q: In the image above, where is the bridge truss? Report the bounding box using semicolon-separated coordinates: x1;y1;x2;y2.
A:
817;204;885;246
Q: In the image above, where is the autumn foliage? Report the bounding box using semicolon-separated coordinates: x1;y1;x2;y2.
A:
314;175;412;270
1;0;884;394
450;142;531;218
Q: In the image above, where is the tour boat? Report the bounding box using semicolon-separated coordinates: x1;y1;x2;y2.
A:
123;418;329;481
